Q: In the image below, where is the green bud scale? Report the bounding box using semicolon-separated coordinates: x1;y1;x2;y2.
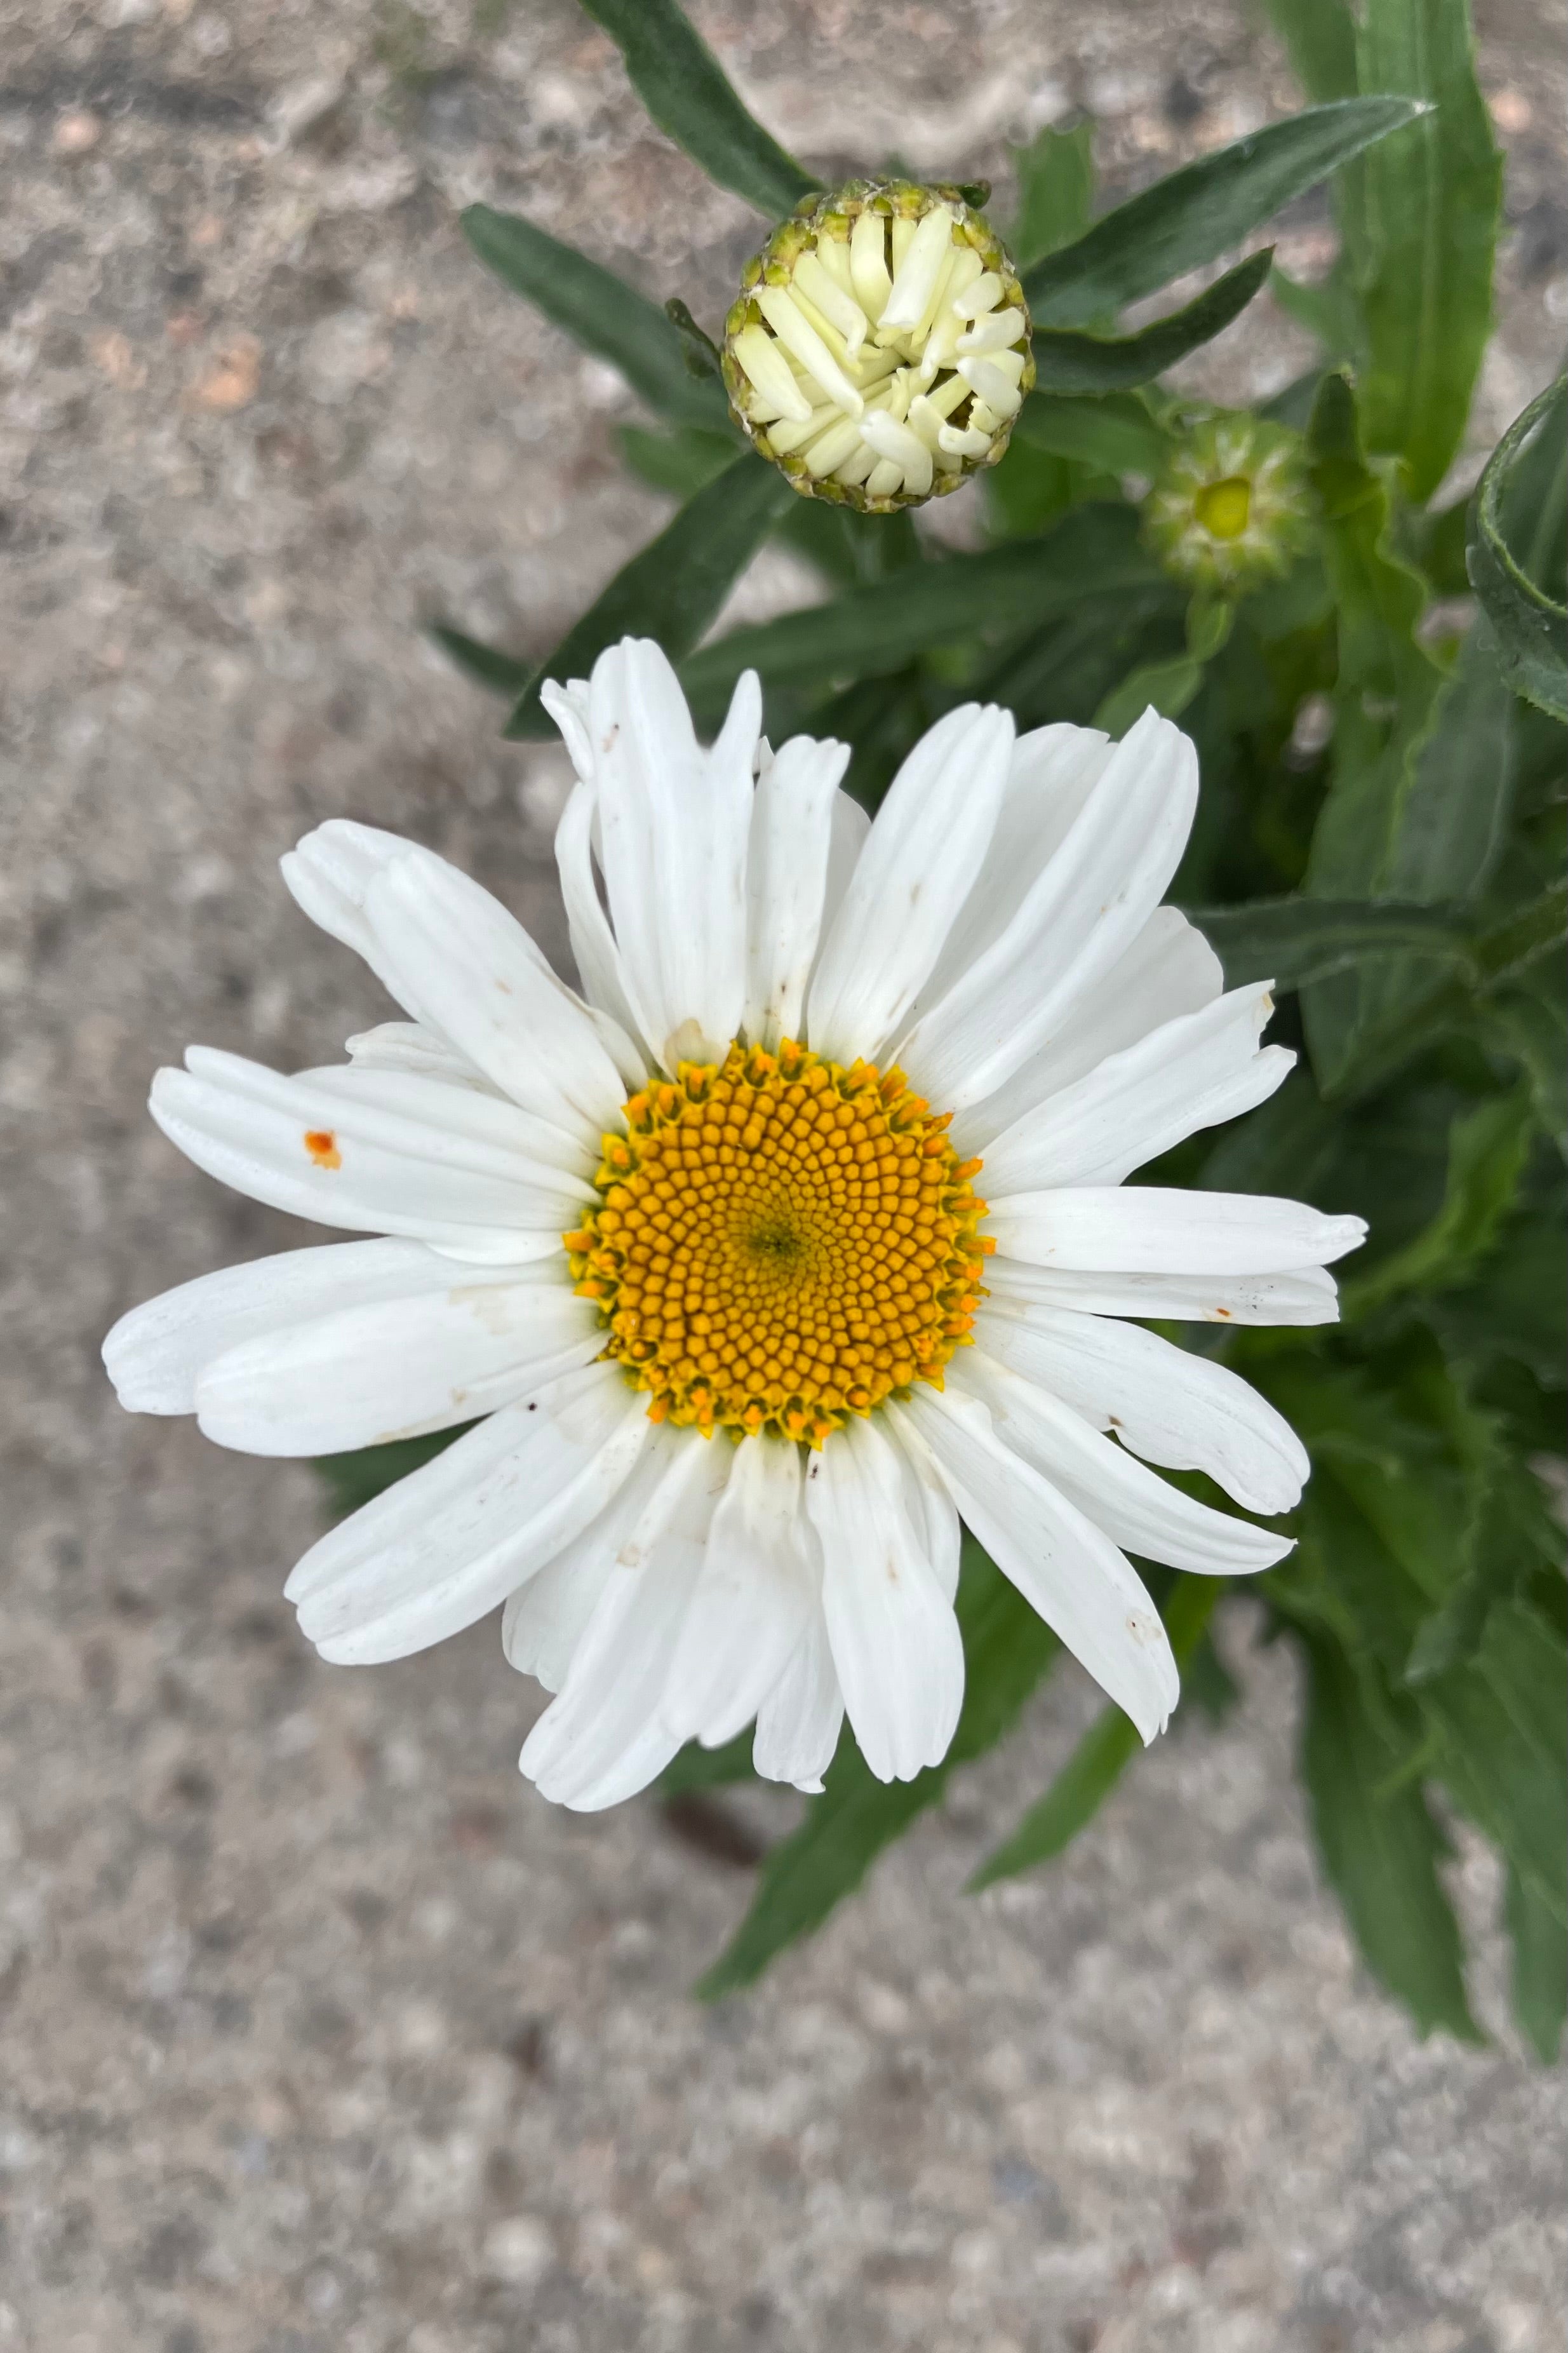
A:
722;180;1035;513
1143;411;1313;593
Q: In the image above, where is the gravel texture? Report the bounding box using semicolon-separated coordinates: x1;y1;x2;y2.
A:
2;3;1565;2349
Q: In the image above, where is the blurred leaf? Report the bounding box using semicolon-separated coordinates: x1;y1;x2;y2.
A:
1265;0;1358;100
461;204;732;431
1422;1598;1568;1924
505;453;795;738
579;0;817;219
659;1730;756;1794
618;422;739;497
1477;982;1567;1158
312;1427;471;1521
1268;260;1358;358
1095;652;1203;736
695;1540;1059;1998
427;624;532;698
1474;877;1567;987
775;501;924;591
1299;1633;1482;2041
1339;1086;1534;1320
1183;896;1470;989
968;1577;1219;1891
1030;248;1273;393
1184;1629;1242;1722
1385;633;1519;904
1468;377;1568;722
1409;495;1471;596
1013;390;1169;476
1022;98;1423;327
1341;0;1503;502
1008;119;1095;271
680;502;1165;721
1506;1857;1567;2062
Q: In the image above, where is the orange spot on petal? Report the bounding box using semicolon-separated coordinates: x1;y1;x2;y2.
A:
304;1129;342;1170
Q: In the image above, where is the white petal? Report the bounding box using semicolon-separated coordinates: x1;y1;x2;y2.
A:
955;1353;1292;1575
880;1408;963;1602
806;703;1014;1066
149;1050;586;1262
752;1602;844;1792
299;1061;597;1180
503;1425;683;1692
907;722;1111;1012
103;1237;464;1415
519;1436;733;1810
553;778;654;1069
285;1362;649;1662
279;820;417;1005
986;1257;1343;1327
899;1386;1177;1744
344;1021;500;1092
977;985;1294;1194
363;846;627;1139
805;1417;965;1782
660;1435;816;1748
194;1274;601;1457
743;735;850;1049
817;789;871;955
588;639;759;1069
975;1295;1310;1514
896;708;1198;1112
539;675;594;779
986;1186;1367;1277
954;906;1221;1157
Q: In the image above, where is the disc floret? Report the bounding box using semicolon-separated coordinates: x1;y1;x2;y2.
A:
564;1041;991;1446
721;180;1034;513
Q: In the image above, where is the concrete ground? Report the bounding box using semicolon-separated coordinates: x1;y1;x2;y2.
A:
2;2;1565;2348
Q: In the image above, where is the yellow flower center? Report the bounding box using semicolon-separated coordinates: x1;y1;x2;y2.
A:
1193;475;1253;541
563;1040;991;1446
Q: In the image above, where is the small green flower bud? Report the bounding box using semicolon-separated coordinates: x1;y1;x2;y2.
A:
1143;412;1313;593
722;180;1034;513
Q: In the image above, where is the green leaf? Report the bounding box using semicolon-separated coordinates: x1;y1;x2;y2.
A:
1268;260;1360;358
658;1730;756;1795
695;1540;1059;1998
1474;877;1567;988
1007;119;1095;271
1029;247;1273;394
968;1576;1219;1891
1022;98;1423;327
579;0;817;219
1094;652;1203;737
1383;631;1519;904
427;624;532;698
505;453;795;738
1477;982;1567;1158
664;296;724;381
680;503;1167;720
1338;0;1503;502
312;1427;472;1521
1506;1857;1567;2062
1468;377;1568;722
1265;0;1358;101
1422;1598;1568;1925
1300;1633;1482;2042
460;203;731;431
617;422;739;499
1181;896;1470;990
1339;1086;1535;1319
1012;390;1169;476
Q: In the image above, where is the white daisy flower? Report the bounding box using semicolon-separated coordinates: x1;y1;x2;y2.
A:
104;637;1364;1809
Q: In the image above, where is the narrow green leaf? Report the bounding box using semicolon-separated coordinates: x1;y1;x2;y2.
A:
1181;896;1470;990
1422;1599;1568;1925
659;1730;755;1795
617;422;739;499
579;0;817;219
1007;119;1095;271
695;1541;1058;1999
1506;1857;1567;2062
1339;1086;1535;1320
968;1577;1220;1891
460;203;731;431
1468;377;1568;722
1012;390;1169;476
1094;653;1203;737
1300;1634;1482;2042
680;503;1166;720
1029;247;1273;394
312;1427;472;1521
664;296;724;381
1474;877;1567;987
1384;631;1519;905
427;624;532;698
1339;0;1503;502
505;454;795;738
1476;983;1567;1158
1022;98;1423;327
1268;260;1359;358
1264;0;1358;102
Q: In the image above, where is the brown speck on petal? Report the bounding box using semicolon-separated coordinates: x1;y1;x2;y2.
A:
303;1129;341;1170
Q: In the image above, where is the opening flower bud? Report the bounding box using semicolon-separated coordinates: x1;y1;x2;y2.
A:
722;180;1035;512
1144;412;1313;592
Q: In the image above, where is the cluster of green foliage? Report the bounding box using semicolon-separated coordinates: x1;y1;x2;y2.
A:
333;0;1566;2047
